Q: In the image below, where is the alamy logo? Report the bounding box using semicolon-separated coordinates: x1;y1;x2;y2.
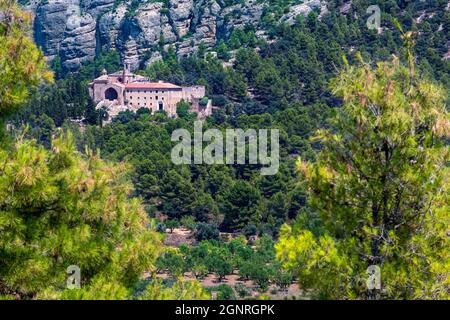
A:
171;121;279;175
366;5;381;31
66;265;81;289
366;265;381;290
66;5;81;30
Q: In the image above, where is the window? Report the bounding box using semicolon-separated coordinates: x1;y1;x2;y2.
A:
156;96;158;100
156;90;158;93
162;97;164;100
158;102;163;111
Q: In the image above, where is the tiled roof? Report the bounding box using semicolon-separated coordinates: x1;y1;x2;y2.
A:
125;82;181;89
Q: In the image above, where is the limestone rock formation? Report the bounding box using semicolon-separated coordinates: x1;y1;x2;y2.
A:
25;0;326;71
281;0;324;24
169;0;193;38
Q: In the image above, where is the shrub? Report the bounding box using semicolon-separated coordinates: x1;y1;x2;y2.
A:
234;283;249;298
195;222;220;241
156;222;166;233
207;251;233;282
155;249;186;278
165;219;180;233
211;95;228;107
273;270;293;292
242;224;257;238
192;264;208;279
199;96;209;107
176;99;191;119
213;284;236;300
180;216;196;229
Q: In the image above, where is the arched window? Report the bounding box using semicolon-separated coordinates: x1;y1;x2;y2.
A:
104;87;118;101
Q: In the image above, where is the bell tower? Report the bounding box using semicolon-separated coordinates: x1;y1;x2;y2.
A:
122;62;131;84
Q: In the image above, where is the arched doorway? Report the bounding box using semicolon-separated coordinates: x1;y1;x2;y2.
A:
104;87;118;101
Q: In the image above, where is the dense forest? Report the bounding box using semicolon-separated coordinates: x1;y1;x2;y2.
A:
1;0;449;300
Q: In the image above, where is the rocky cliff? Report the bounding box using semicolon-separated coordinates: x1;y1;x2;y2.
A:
23;0;323;70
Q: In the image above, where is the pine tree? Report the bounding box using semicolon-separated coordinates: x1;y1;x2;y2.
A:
0;0;52;121
276;52;449;299
0;132;163;299
0;1;208;300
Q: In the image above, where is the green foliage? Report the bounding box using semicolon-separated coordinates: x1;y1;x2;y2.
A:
273;268;293;292
242;224;257;238
14;50;121;127
216;40;230;61
277;55;450;299
234;283;249;298
191;192;219;222
165;219;180;233
211;284;236;300
206;249;233;282
154;237;293;293
195;223;220;241
0;1;215;301
59;109;311;235
160;168;196;219
199;96;209;107
139;279;210;300
155;248;186;278
0;132;163;298
0;0;52;121
0;4;209;300
180;215;196;230
25;114;55;149
6;0;450;300
220;180;261;231
176;99;195;120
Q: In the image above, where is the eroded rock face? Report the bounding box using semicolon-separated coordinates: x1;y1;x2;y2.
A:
81;0;115;16
281;0;324;24
169;0;193;37
33;0;97;70
61;12;96;70
97;4;127;52
26;0;323;70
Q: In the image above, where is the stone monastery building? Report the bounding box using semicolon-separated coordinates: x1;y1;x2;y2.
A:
89;64;212;118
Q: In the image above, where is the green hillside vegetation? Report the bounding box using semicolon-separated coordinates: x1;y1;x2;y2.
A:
1;0;449;299
0;0;208;300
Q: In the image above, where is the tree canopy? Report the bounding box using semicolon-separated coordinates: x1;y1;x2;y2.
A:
276;53;449;299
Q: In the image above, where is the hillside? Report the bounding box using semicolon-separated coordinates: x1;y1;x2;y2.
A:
20;0;316;70
2;0;449;301
22;0;450;71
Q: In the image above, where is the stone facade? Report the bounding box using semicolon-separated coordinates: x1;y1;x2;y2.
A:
88;65;212;119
